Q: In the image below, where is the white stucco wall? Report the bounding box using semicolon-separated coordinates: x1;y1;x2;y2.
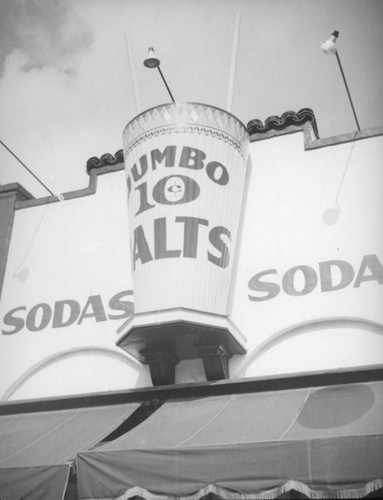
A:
1;129;382;400
0;170;151;400
231;132;383;377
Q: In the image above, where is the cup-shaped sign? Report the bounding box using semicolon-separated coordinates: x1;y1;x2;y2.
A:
123;102;250;316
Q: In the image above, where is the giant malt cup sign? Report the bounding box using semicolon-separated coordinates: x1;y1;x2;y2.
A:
117;103;250;382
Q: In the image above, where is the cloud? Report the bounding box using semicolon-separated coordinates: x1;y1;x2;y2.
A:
0;0;93;76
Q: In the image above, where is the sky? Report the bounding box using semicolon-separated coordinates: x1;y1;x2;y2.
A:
0;0;382;198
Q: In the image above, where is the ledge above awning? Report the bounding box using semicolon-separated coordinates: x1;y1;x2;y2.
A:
77;380;383;499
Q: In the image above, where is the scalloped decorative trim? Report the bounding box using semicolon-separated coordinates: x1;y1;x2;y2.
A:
247;108;318;137
86;150;124;174
112;478;383;500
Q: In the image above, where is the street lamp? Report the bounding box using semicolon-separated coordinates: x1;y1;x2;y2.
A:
321;30;361;131
144;47;175;103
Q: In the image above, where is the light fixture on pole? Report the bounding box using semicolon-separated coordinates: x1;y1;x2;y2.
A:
144;47;175;103
321;30;361;131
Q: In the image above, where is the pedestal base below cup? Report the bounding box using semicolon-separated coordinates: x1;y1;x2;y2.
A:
116;309;246;386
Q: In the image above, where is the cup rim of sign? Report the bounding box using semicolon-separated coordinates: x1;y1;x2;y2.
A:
124;102;249;144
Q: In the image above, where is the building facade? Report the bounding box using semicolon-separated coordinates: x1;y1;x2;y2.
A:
0;106;382;499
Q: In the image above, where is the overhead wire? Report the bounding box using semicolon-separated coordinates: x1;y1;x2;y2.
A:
0;139;61;198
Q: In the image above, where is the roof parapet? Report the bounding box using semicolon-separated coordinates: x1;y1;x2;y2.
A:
85;108;383;172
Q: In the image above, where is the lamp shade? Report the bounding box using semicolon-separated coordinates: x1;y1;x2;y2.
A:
144;47;160;68
321;30;339;55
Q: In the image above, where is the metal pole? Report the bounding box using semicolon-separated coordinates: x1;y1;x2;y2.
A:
335;52;361;131
124;29;141;113
227;12;241;112
157;66;175;103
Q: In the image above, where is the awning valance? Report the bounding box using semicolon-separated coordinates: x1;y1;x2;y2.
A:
77;381;383;499
0;402;140;500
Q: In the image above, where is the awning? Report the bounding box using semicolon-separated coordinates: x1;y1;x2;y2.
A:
0;402;140;500
77;380;383;499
